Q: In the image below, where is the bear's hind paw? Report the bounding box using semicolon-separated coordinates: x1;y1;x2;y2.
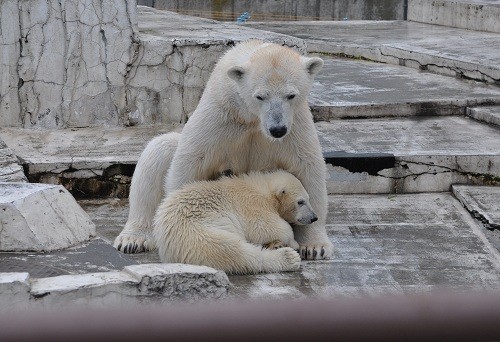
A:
277;247;301;272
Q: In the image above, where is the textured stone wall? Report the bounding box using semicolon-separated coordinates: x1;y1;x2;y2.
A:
0;0;139;129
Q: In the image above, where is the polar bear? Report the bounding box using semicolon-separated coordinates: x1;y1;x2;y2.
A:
153;171;317;274
114;40;333;260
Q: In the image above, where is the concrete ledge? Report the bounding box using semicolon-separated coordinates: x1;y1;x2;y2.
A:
246;21;500;84
408;0;500;33
467;106;500;127
453;185;500;229
1;264;229;310
0;183;96;251
0;139;26;183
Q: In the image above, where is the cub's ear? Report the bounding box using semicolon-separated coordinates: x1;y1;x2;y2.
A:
227;66;246;81
302;56;324;76
275;188;287;200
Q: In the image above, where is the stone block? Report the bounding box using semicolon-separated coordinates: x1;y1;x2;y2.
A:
0;183;96;251
124;263;230;301
467;106;500;127
27;263;229;308
0;272;30;311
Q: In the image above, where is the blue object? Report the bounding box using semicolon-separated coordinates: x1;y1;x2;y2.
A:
236;12;251;23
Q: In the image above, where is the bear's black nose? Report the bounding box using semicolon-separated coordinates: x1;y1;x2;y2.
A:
310;216;318;223
269;126;287;138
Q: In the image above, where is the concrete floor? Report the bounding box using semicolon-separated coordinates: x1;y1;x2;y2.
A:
76;193;500;299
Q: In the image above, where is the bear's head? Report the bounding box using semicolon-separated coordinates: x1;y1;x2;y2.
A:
269;171;318;225
227;43;323;140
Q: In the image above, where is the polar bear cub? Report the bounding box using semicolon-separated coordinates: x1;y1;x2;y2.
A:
153;171;317;275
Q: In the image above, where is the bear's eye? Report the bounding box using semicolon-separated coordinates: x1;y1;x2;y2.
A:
287;94;296;100
256;95;264;101
297;200;305;205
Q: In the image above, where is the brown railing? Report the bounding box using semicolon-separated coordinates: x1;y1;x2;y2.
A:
2;292;500;340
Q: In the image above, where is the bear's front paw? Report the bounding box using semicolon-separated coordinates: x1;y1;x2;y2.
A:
113;232;154;254
262;240;286;250
278;247;301;272
299;242;333;260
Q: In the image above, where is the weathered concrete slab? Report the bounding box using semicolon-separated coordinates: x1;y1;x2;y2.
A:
0;183;96;252
409;0;500;33
317;116;500;193
232;193;500;298
311;57;500;120
0;139;26;183
246;20;500;83
0;239;138;277
0;126;175;198
453;185;500;230
79;199;160;265
138;6;306;50
0;264;229;310
467;106;500;127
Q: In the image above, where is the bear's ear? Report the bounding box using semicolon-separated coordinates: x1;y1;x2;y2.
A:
227;66;246;82
302;56;324;76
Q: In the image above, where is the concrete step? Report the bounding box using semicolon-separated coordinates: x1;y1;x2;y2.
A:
467;105;500;127
453;185;500;230
246;20;500;84
312;57;500;120
408;0;500;33
318;116;500;194
0;125;175;198
2;115;499;197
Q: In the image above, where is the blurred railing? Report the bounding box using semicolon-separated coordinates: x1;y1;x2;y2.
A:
2;292;500;340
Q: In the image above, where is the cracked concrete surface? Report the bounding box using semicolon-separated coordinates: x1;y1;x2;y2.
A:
453;185;500;230
0;3;306;129
409;0;500;33
245;20;500;83
467;106;500;127
317;116;500;193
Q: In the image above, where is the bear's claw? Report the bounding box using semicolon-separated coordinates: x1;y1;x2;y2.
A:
113;232;153;254
299;244;332;260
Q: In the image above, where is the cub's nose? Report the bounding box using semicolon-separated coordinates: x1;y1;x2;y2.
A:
310;215;318;223
269;126;287;138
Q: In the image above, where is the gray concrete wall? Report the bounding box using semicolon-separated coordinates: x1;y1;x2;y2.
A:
408;0;500;33
139;0;405;21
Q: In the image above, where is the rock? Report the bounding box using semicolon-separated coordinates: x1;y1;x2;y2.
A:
0;273;30;311
0;264;229;309
0;183;96;251
0;139;26;183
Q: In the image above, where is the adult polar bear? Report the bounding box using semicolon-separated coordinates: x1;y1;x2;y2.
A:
114;40;333;260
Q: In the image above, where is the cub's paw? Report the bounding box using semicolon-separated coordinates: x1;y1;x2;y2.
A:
113;232;154;254
299;242;333;260
262;240;286;250
277;247;301;272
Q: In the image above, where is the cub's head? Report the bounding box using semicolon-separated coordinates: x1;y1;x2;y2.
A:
227;43;323;140
270;171;318;225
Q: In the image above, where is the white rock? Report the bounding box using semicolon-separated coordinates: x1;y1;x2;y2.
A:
0;183;96;251
0;273;31;311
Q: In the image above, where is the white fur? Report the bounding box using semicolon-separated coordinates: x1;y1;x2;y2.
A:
114;40;333;260
153;171;316;274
